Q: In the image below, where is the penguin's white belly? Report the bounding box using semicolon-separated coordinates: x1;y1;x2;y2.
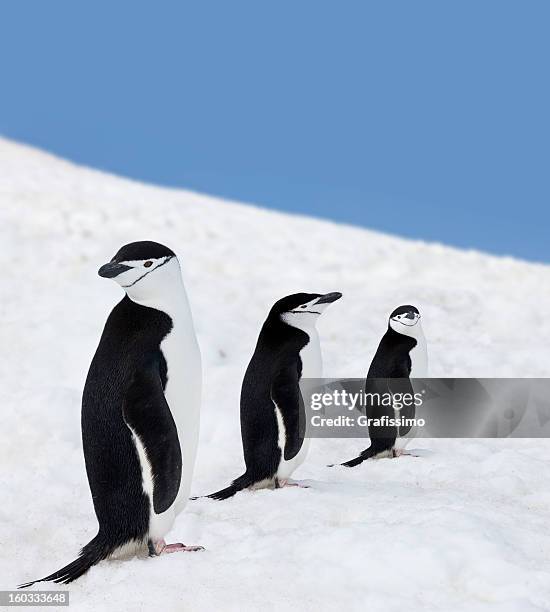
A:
143;324;201;540
299;332;323;378
409;338;428;379
276;333;321;480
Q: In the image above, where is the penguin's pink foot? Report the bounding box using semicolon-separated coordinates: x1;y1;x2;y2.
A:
151;539;205;555
163;543;205;553
280;479;310;488
393;449;421;457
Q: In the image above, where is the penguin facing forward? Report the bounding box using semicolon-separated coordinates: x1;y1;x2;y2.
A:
336;305;427;467
21;241;203;587
206;292;342;500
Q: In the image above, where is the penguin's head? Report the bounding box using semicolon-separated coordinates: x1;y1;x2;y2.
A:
274;292;342;331
388;305;423;338
98;241;180;300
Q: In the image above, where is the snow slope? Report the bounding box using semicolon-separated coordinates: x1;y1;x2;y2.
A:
2;138;550;611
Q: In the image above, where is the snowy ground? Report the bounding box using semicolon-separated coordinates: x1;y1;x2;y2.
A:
2;138;550;611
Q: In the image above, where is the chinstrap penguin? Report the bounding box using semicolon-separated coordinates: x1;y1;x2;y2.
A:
334;305;427;467
205;292;342;500
20;241;203;587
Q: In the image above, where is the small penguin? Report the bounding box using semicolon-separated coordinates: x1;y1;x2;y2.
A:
336;305;427;467
20;241;203;587
206;292;342;500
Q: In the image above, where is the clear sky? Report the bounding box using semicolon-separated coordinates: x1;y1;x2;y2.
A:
1;1;548;262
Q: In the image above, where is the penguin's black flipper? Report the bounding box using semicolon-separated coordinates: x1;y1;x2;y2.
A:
272;363;304;461
123;354;183;514
386;376;416;437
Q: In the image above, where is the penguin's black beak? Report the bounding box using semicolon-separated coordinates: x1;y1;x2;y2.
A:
98;262;132;278
404;312;416;320
316;292;343;304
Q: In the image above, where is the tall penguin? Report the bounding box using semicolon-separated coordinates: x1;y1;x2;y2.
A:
20;241;202;587
206;292;342;500
335;305;428;467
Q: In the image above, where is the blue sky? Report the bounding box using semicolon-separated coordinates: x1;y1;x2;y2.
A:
1;1;548;262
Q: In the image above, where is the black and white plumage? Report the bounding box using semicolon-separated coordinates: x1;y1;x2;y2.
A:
337;305;428;467
20;241;202;587
206;292;342;500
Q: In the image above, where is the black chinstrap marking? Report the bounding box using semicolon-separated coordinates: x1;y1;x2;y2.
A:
392;316;420;328
287;310;322;315
122;255;174;288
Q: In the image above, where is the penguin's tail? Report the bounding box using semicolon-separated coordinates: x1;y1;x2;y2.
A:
18;533;112;588
337;439;396;468
206;473;254;501
339;454;367;467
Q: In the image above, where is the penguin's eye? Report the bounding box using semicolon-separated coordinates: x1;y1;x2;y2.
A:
144;261;153;268
300;305;308;309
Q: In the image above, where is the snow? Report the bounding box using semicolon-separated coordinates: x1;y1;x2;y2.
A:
2;137;550;611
